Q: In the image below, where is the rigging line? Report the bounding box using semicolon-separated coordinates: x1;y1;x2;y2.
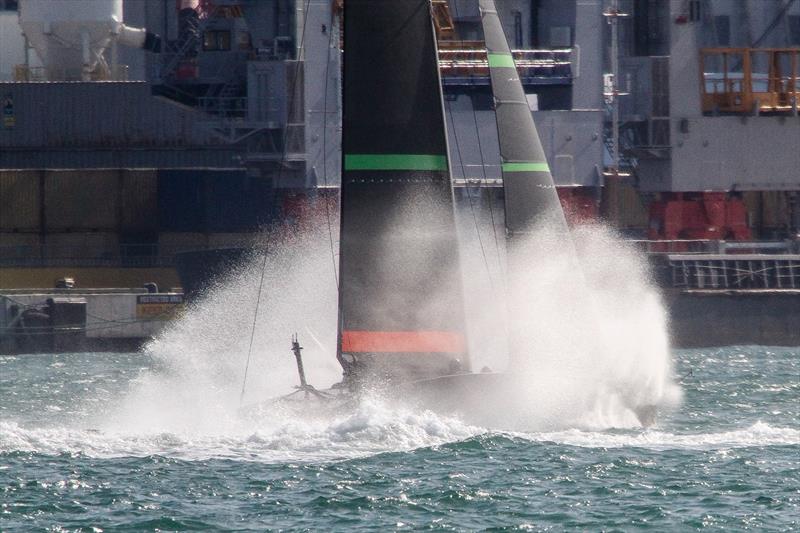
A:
320;4;339;289
446;98;494;290
751;0;798;48
469;94;505;280
240;0;314;406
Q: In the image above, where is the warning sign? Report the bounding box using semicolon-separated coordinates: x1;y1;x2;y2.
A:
2;95;14;129
136;294;184;319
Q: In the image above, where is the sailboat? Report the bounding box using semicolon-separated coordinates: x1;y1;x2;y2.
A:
334;0;565;384
257;0;656;427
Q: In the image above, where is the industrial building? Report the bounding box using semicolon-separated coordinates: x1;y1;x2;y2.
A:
0;0;799;294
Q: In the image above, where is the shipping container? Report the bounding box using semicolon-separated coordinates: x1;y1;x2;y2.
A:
0;170;41;230
205;172;275;232
157;170;205;231
45;170;119;230
121;170;158;231
0;231;41;265
0;233;41;247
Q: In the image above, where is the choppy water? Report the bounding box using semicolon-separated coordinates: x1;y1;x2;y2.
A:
0;346;798;531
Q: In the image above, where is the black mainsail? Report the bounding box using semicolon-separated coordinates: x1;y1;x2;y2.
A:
337;0;468;382
479;0;568;235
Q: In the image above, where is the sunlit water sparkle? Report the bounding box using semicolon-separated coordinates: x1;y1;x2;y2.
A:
1;347;798;531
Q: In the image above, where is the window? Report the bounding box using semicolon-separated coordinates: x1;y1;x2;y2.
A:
203;30;231;51
0;0;18;10
714;15;730;46
513;11;523;48
633;0;669;56
689;0;701;22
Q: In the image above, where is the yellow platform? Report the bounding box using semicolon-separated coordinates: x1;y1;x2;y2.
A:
0;267;181;290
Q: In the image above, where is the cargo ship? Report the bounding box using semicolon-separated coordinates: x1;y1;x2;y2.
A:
1;0;799;351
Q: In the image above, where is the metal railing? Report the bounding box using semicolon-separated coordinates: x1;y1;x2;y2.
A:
630;239;800;255
664;255;800;290
700;48;800;115
13;64;130;82
197;96;248;119
438;43;573;85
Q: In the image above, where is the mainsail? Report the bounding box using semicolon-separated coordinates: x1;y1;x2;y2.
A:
479;0;568;235
337;0;468;382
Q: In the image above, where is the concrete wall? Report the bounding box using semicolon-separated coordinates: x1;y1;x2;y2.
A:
572;0;603;110
670;117;800;191
669;0;702;118
535;110;603;186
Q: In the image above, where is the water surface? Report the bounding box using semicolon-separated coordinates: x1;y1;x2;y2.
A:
1;346;798;531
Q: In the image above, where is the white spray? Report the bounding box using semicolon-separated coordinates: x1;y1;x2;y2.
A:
105;198;679;439
104;223;343;435
458;215;682;430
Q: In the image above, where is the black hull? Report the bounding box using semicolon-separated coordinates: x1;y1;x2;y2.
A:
241;373;657;429
666;289;800;348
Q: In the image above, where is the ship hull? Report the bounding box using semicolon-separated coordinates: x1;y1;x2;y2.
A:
665;289;800;347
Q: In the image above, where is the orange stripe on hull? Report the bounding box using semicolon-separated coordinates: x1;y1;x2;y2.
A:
341;330;466;353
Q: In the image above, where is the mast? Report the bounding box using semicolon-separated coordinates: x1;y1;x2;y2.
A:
478;0;568;235
479;0;572;366
337;0;468;383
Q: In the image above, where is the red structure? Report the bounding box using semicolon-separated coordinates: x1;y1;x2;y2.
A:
648;192;751;240
557;187;598;226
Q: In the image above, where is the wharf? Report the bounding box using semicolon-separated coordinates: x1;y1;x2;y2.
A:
0;288;184;354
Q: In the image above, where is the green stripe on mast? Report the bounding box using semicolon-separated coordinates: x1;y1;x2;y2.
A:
487;53;516;68
502;162;551;172
345;154;448;171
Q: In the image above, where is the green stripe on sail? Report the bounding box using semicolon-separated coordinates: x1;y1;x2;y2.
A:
487;53;516;68
502;162;550;173
345;154;448;171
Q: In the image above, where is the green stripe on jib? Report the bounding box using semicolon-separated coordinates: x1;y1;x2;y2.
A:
487;53;516;68
502;162;550;173
345;154;448;171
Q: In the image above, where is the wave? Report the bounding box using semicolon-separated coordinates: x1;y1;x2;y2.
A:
514;421;800;450
0;399;480;462
2;404;796;462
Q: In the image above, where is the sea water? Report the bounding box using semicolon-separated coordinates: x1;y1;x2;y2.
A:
0;347;798;531
1;223;798;530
